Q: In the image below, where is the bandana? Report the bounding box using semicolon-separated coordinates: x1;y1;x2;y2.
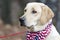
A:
27;22;52;40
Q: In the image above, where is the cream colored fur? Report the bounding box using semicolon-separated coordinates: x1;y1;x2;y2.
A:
20;2;60;40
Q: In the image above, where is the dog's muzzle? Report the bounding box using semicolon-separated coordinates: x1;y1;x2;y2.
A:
19;17;25;26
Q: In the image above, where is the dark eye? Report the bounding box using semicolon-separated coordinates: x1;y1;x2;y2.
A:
32;10;37;13
24;9;27;12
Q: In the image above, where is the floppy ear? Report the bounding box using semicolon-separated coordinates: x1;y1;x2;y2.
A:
40;5;54;25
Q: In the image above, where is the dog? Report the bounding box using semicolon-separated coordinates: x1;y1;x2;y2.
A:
19;2;60;40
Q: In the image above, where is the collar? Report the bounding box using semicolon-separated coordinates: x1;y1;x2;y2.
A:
26;22;52;40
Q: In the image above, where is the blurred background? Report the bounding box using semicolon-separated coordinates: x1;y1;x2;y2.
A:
0;0;60;40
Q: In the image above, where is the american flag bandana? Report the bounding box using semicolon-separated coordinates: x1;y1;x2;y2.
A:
26;22;52;40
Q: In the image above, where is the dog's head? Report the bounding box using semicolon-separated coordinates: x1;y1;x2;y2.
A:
19;2;54;28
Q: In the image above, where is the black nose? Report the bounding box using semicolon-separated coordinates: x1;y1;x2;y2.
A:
19;18;24;22
19;18;25;26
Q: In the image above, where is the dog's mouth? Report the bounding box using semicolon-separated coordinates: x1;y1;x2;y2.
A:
27;27;31;29
20;22;25;26
20;23;31;28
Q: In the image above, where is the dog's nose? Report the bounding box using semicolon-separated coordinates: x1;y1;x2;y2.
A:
19;18;24;22
19;17;25;26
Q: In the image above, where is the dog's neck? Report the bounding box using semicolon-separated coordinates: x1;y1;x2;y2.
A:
33;19;52;32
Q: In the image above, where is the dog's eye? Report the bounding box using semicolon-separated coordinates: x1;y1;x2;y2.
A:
32;10;37;13
24;9;27;12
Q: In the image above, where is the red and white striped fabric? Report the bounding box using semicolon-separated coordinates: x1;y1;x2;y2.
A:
27;22;52;40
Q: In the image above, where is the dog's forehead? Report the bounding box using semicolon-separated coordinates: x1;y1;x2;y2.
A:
26;3;39;8
27;2;45;6
27;3;44;6
25;2;45;9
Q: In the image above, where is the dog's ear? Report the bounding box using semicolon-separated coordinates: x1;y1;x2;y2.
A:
40;5;54;25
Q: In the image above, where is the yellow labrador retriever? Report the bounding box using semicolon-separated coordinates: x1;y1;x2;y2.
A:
19;2;60;40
